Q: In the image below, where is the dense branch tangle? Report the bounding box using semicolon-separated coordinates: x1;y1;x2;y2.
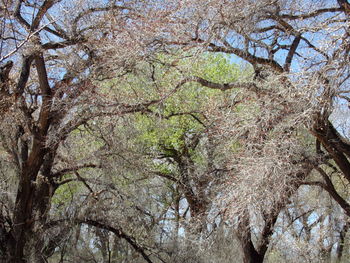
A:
0;1;164;262
1;0;350;262
156;1;350;262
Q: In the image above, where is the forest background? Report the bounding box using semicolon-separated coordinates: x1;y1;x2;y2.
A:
1;0;350;262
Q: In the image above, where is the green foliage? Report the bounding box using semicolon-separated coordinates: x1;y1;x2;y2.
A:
52;178;79;206
133;53;241;154
192;53;240;83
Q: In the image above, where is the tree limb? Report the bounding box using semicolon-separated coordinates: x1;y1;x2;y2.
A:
79;219;154;263
52;163;101;178
315;167;350;217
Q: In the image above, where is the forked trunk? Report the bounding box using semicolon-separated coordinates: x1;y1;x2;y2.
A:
240;239;264;263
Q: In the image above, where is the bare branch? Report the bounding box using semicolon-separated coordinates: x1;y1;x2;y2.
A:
316;167;350;217
78;219;154;263
52;163;101;178
280;7;343;20
208;43;284;73
14;0;30;29
284;35;301;72
31;0;58;31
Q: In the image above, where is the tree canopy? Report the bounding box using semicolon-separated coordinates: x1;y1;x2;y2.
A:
1;0;350;262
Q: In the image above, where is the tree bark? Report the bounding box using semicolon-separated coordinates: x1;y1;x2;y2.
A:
236;212;265;263
240;240;264;263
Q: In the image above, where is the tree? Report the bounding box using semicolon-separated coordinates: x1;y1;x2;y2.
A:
0;1;170;262
2;0;350;262
148;0;350;262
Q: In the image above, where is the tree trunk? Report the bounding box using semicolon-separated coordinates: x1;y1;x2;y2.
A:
336;221;349;262
236;212;265;263
240;239;264;263
6;160;55;262
7;170;37;263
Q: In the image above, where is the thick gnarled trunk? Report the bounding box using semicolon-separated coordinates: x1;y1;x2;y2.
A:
6;135;55;262
7;166;54;262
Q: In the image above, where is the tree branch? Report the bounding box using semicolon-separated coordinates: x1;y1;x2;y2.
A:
79;219;154;263
284;35;301;72
280;8;343;20
52;163;101;178
35;54;52;134
31;0;57;31
14;0;30;29
15;55;34;97
42;38;85;50
208;43;284;73
72;5;131;35
178;76;259;92
315;167;350;217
